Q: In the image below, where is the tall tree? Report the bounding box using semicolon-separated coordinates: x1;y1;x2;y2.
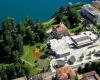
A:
67;8;79;28
17;23;26;37
33;21;48;43
15;34;24;55
24;27;35;44
3;45;11;63
3;30;13;47
2;17;15;31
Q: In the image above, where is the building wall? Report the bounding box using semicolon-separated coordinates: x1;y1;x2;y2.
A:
81;9;96;23
97;16;100;25
81;7;100;25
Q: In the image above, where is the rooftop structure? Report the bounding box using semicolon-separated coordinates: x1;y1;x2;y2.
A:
80;1;100;25
53;60;66;69
80;31;97;41
81;71;100;80
91;1;100;11
68;56;76;65
56;65;76;80
71;35;93;47
51;23;70;39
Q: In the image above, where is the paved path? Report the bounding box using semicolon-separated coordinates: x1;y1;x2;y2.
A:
21;58;33;67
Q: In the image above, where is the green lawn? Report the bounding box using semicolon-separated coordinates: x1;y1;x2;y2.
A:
22;45;36;64
21;44;50;75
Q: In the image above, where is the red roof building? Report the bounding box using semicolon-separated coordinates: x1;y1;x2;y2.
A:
51;23;70;39
56;66;76;80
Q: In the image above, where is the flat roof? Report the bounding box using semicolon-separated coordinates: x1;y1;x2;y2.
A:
49;37;72;55
71;35;93;47
83;4;100;16
73;36;89;42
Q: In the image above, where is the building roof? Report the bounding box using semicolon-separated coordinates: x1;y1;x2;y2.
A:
80;31;97;40
49;38;71;55
53;23;68;32
56;66;76;80
51;23;70;39
81;71;100;80
54;60;66;69
71;35;93;47
13;76;27;80
91;1;100;11
83;4;100;16
68;56;76;65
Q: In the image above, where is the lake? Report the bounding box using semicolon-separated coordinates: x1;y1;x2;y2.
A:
0;0;92;22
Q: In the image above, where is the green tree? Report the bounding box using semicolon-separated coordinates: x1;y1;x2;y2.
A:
17;22;26;37
3;46;11;63
4;30;13;47
67;8;79;28
33;21;48;43
78;66;83;73
84;63;92;72
24;27;35;44
15;34;24;55
96;25;100;33
2;17;15;31
11;50;20;62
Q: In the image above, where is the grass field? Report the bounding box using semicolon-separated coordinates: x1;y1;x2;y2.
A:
21;44;50;75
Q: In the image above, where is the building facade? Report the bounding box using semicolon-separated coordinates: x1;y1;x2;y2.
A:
80;1;100;25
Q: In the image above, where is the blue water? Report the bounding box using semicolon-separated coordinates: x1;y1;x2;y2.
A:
0;0;92;22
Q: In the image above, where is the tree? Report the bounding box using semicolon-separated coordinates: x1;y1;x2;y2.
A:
84;63;92;72
24;17;33;27
24;27;35;45
33;21;48;43
96;25;100;33
3;30;13;47
17;23;26;37
0;63;29;80
15;34;24;55
55;14;62;24
67;8;79;28
2;17;15;31
3;45;11;63
78;66;83;73
11;50;20;62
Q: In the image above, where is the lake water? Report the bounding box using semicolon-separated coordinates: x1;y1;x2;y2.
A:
0;0;92;22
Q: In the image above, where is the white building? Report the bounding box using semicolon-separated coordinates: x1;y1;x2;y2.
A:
49;36;73;58
80;1;100;25
49;31;97;58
